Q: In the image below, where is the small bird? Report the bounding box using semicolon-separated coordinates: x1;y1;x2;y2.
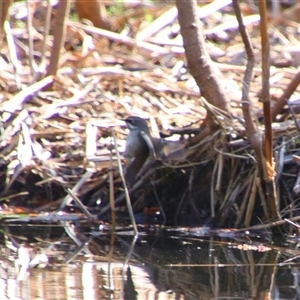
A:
124;116;187;186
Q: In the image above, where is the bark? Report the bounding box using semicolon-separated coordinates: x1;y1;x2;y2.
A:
272;69;300;120
175;0;230;113
45;0;70;84
258;0;280;221
76;0;112;31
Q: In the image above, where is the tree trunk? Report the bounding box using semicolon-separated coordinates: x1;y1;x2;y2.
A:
76;0;112;31
175;0;230;114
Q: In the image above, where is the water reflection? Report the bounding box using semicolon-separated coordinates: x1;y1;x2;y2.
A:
0;223;299;299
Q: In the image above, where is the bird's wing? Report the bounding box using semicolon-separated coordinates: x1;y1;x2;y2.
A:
140;130;158;160
125;154;149;187
161;140;188;161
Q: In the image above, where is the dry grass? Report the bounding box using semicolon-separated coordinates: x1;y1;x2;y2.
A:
1;1;300;228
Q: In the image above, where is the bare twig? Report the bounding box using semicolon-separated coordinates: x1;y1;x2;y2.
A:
26;0;38;77
39;0;53;77
59;171;93;210
258;0;280;221
2;76;53;122
109;142;116;229
111;129;138;235
46;0;70;84
4;21;21;88
66;188;95;221
272;68;300;120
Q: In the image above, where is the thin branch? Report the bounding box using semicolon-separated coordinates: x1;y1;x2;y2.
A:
111;129;138;235
272;68;300;120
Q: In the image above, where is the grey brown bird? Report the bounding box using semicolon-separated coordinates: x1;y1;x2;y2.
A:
124;116;187;186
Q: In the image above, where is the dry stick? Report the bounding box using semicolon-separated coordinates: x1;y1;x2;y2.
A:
45;0;70;85
217;183;241;227
234;172;254;227
109;144;116;230
67;20;169;55
0;192;28;202
215;150;223;192
258;0;280;221
66;188;94;221
20;122;33;165
285;218;300;229
210;157;218;218
214;146;251;160
284;204;292;235
244;170;258;227
99;164;157;215
287;102;300;134
26;0;37;77
222;159;236;206
41;77;99;119
272;68;300;120
151;181;166;224
138;0;232;43
174;189;188;225
233;0;276;224
188;168;201;218
257;177;270;221
63;224;92;254
4;21;21;89
59;170;93;210
275;139;286;184
0;109;29;149
4;164;23;194
205;14;260;36
259;1;272;169
2;76;53;122
32;141;58;179
65;236;93;264
39;0;52;76
137;6;178;41
279;179;294;218
189;129;221;151
169;262;284;267
200;96;232;126
288;205;294;236
292;169;300;194
231;0;257;156
219;167;240;212
4;121;33;193
111;129;138;235
236;215;300;232
85;122;97;158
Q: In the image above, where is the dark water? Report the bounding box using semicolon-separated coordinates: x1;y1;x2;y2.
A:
0;222;299;300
